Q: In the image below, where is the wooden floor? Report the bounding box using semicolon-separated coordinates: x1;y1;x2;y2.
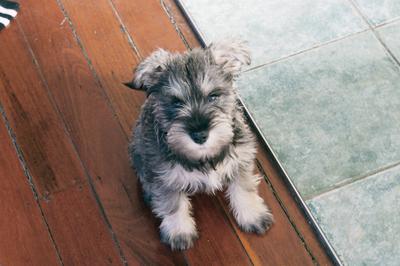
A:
0;1;333;265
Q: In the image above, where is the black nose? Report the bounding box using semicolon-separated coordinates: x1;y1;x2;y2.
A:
190;130;208;144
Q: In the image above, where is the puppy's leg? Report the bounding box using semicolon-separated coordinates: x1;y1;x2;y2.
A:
226;164;273;234
152;189;198;250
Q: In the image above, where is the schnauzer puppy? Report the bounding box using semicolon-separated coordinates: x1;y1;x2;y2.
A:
125;40;273;250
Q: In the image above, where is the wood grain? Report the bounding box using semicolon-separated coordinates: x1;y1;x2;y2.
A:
17;0;186;264
40;184;124;266
187;195;252;265
0;34;84;197
57;0;144;135
110;0;187;55
0;24;124;265
0;114;60;266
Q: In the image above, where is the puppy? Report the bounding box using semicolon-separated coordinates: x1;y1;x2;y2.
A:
125;40;273;250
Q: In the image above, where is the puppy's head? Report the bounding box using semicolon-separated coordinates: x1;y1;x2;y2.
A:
125;40;250;164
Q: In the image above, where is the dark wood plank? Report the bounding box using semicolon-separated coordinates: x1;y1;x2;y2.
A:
0;35;83;197
0;115;60;266
187;195;252;265
40;184;123;266
57;0;143;135
111;0;188;55
0;24;124;265
58;0;254;263
17;0;186;264
150;2;333;265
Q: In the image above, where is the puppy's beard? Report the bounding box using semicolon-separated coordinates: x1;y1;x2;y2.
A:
167;119;233;162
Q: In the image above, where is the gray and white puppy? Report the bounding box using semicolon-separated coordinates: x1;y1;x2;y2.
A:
125;40;273;250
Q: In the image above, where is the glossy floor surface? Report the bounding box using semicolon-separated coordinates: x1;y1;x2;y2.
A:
179;0;400;264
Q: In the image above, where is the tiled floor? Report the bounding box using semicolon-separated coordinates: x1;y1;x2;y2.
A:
308;166;400;265
179;0;400;264
353;0;400;25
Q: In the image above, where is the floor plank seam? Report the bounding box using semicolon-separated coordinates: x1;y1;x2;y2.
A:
0;104;65;266
107;0;143;60
16;15;129;265
160;0;192;50
53;0;132;143
87;174;129;266
254;159;319;265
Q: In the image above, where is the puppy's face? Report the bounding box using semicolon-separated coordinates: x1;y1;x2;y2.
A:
126;41;251;163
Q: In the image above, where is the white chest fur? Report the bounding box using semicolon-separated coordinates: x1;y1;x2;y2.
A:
155;151;240;194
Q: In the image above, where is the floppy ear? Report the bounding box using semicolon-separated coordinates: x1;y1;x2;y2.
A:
208;40;251;76
124;48;171;93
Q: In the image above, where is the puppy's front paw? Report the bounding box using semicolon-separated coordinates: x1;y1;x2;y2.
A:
239;209;274;234
161;230;199;251
160;211;198;250
231;193;274;234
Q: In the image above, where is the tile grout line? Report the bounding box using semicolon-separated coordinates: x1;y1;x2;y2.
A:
0;104;65;266
17;8;129;265
242;28;371;74
347;0;400;67
242;1;400;202
305;160;400;201
241;11;399;74
374;16;400;29
301;0;400;201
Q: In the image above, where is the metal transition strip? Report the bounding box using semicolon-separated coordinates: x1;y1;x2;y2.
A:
173;1;343;264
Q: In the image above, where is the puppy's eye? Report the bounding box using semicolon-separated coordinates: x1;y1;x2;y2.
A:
207;94;220;103
171;97;184;108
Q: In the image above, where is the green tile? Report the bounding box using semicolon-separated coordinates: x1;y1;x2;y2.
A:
378;21;400;60
307;166;400;265
237;31;400;198
180;0;367;66
353;0;400;26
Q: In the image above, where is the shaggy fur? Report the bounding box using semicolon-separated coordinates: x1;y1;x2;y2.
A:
125;40;274;250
